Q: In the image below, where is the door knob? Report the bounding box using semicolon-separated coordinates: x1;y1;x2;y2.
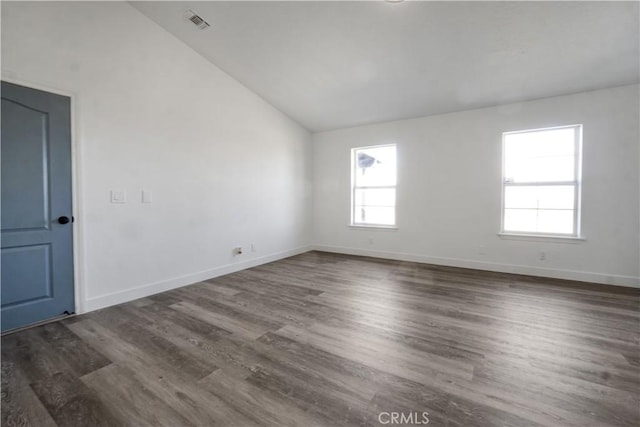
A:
57;216;70;224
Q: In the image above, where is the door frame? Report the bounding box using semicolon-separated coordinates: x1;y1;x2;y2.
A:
2;75;87;314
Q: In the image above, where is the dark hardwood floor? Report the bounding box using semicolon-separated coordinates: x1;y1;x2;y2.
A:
2;251;639;426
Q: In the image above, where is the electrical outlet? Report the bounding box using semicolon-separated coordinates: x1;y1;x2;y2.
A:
478;245;486;255
539;251;546;261
251;243;256;252
234;247;243;255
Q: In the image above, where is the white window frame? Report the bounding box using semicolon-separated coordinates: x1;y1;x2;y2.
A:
350;144;397;228
500;124;583;238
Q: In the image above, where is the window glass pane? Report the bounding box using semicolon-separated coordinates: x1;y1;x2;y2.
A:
537;186;574;209
504;186;538;209
354;206;395;225
504;208;574;234
354;145;396;187
504;209;538;233
538;209;574;234
355;188;395;207
504;127;576;183
505;156;574;183
505;185;574;209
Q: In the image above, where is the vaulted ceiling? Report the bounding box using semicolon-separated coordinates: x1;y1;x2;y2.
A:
131;1;639;132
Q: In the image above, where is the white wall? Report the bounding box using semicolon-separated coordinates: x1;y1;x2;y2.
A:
1;1;312;312
313;85;640;287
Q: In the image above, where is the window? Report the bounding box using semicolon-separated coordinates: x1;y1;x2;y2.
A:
351;144;396;227
502;125;582;237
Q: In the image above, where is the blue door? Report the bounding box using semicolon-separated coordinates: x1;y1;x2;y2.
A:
1;81;74;332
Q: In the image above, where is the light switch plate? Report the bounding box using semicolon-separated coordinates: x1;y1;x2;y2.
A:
111;190;126;204
142;190;152;204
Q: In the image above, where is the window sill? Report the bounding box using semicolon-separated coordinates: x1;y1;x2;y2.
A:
349;224;398;231
498;232;585;244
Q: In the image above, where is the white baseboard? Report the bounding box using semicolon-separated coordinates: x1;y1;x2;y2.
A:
82;243;637;313
83;245;313;313
313;245;640;288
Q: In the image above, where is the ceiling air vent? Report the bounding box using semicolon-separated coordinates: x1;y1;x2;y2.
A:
186;10;210;30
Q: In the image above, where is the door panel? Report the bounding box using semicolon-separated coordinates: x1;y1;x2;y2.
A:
1;244;53;307
1;98;50;231
1;81;74;332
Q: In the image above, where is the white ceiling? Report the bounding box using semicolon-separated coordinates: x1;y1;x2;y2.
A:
131;1;639;132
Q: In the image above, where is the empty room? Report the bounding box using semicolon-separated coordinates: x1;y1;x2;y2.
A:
1;1;639;426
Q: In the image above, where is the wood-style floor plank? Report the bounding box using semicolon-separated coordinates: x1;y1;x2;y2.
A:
2;251;639;426
81;364;194;427
29;371;117;427
1;359;57;427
